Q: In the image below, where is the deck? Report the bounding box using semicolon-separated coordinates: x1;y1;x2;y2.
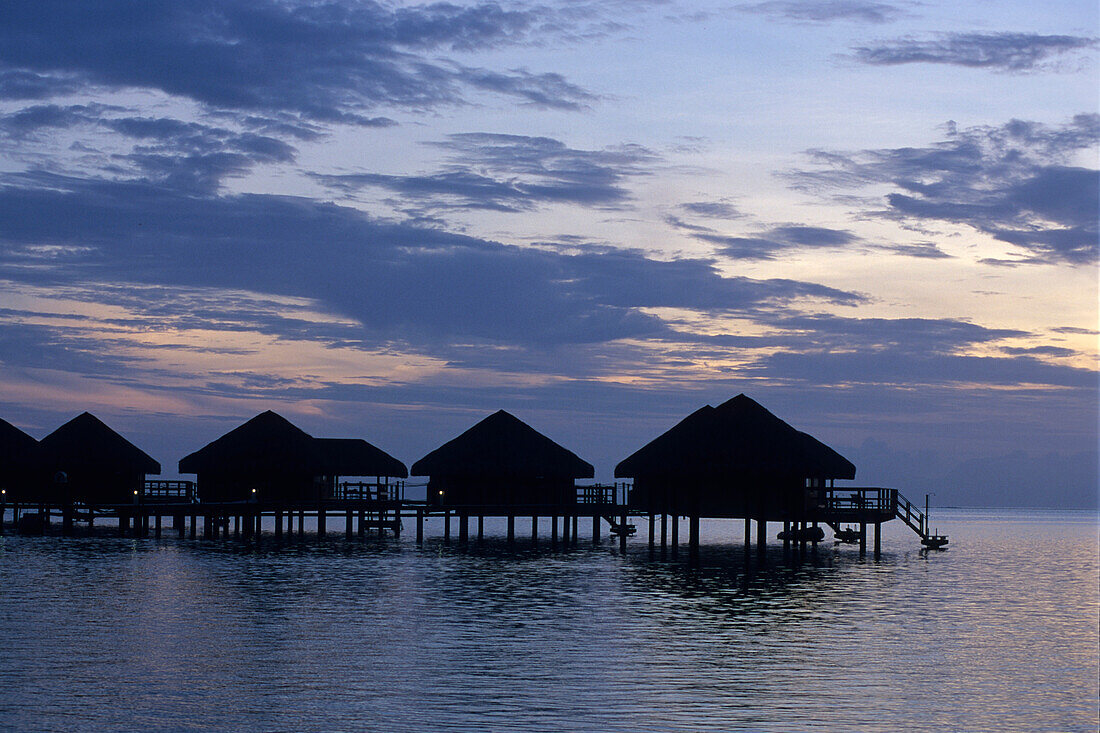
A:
0;483;945;560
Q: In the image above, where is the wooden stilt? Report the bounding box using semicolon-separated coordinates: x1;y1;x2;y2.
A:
661;513;667;554
591;514;599;544
757;519;766;560
572;515;579;545
298;510;305;537
619;506;628;553
154;513;162;538
688;515;700;564
345;507;353;538
859;522;867;556
416;509;424;543
443;511;451;542
648;512;655;550
811;521;819;556
190;512;197;539
459;513;468;543
531;515;538;544
477;515;484;541
783;521;791;554
873;522;881;559
507;514;514;543
275;507;283;538
357;508;366;537
670;512;679;558
119;511;129;537
317;506;327;537
551;515;558;546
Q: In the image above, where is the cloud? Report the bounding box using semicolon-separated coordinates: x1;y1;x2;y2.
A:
686;224;861;260
314;133;658;211
0;173;861;352
851;32;1097;72
0;0;598;123
739;1;906;24
679;200;742;219
794;115;1100;265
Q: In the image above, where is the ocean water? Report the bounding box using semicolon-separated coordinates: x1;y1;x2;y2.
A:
0;508;1096;732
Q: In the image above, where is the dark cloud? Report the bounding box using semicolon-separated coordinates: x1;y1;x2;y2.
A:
0;173;860;351
752;350;1095;389
315;133;657;211
739;1;906;24
795;115;1100;265
1001;345;1077;358
0;0;598;121
694;225;860;260
680;201;742;219
851;32;1097;72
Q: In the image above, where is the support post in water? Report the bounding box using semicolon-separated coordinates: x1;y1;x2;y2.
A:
416;509;424;544
874;522;881;560
507;514;515;543
757;519;767;562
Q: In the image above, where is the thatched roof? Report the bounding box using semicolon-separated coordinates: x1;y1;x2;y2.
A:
179;411;407;477
179;411;318;475
615;394;855;480
411;410;594;479
41;412;160;475
0;416;42;473
315;438;408;478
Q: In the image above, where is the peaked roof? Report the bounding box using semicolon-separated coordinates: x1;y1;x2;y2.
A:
0;416;43;472
40;412;160;475
179;410;407;477
411;410;594;479
315;438;408;478
615;394;855;480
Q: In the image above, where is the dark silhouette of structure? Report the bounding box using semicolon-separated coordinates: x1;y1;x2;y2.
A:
179;411;406;502
617;394;855;518
412;410;593;508
0;417;44;502
39;412;161;504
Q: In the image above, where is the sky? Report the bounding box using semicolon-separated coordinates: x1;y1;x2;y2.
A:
0;0;1096;508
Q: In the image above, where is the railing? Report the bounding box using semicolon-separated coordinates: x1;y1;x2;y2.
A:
894;491;926;536
142;480;196;502
822;487;895;514
335;481;404;501
575;482;630;505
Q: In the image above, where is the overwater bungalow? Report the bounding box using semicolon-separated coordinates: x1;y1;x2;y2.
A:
0;417;45;502
178;411;407;503
615;394;855;520
39;413;161;504
412;410;594;508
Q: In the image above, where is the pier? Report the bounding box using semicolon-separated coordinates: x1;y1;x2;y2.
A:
0;482;944;561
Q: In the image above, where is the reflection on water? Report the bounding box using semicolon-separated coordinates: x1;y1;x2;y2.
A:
0;509;1096;732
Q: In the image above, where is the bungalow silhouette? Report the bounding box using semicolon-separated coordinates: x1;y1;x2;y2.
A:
412;410;593;508
615;394;855;519
178;411;407;502
39;412;161;504
0;416;45;502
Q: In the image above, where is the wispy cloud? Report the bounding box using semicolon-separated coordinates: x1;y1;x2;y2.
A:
793;115;1100;265
739;1;907;24
851;32;1097;72
0;0;600;124
314;133;658;211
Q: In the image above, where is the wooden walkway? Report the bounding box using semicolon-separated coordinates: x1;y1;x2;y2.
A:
0;485;945;561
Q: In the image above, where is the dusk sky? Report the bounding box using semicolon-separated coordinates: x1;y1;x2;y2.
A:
0;0;1096;507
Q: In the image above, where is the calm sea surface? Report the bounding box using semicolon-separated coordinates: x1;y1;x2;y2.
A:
0;508;1096;732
